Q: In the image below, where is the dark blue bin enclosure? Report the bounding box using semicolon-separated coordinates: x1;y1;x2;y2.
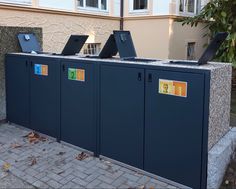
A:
144;69;206;189
5;53;210;189
100;65;145;169
5;55;30;128
5;54;61;139
30;56;60;139
60;59;97;153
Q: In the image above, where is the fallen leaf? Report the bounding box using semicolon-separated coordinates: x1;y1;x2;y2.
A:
10;143;22;149
30;158;37;166
76;152;89;161
2;163;11;172
24;132;47;144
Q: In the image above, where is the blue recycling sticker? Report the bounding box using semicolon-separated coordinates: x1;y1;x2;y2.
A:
34;64;42;75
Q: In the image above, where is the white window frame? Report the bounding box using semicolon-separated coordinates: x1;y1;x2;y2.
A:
78;0;109;13
129;0;149;13
178;0;198;16
185;40;197;60
0;0;31;5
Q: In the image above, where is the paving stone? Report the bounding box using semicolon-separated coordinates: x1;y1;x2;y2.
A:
99;182;115;189
111;176;128;187
137;175;150;184
150;178;169;187
166;185;177;189
0;124;178;189
72;177;88;186
86;179;102;188
32;180;49;188
72;170;88;179
47;172;63;182
47;179;63;188
145;182;157;189
61;181;82;189
98;175;114;184
85;172;100;182
123;173;140;182
58;174;75;185
40;176;51;183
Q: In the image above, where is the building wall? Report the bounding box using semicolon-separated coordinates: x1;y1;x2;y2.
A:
169;21;208;60
124;16;207;60
0;5;120;53
124;17;171;59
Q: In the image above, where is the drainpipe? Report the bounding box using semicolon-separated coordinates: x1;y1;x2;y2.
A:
120;0;124;30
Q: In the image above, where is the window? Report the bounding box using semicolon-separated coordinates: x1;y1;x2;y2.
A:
179;0;197;14
83;43;101;55
0;0;31;5
78;0;107;10
133;0;147;10
187;42;196;60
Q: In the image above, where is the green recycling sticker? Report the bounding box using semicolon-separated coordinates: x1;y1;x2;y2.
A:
68;68;77;80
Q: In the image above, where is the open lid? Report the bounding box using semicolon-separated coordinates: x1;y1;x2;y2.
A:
99;34;118;58
61;35;88;56
17;33;41;53
198;32;228;65
113;30;137;59
17;33;42;53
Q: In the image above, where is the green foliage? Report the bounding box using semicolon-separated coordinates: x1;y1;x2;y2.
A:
179;0;236;65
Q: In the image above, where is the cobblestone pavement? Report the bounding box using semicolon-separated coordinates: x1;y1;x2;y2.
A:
0;123;178;189
0;171;35;189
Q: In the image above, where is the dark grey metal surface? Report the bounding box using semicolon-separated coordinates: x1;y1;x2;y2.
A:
113;31;137;59
5;55;30;127
61;60;96;152
144;69;205;189
17;33;41;53
30;57;60;138
100;65;144;169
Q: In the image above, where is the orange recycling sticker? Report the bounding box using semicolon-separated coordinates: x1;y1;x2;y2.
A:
41;65;48;76
76;69;85;82
159;79;187;97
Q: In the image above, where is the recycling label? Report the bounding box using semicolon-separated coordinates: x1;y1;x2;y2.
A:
34;64;48;76
68;68;85;82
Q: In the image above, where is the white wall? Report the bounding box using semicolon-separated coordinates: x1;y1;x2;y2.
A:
0;0;31;4
38;0;75;11
114;0;120;16
153;0;171;15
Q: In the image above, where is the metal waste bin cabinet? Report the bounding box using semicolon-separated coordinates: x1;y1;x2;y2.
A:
144;69;208;189
100;64;145;169
30;56;60;139
60;59;97;153
5;55;30;128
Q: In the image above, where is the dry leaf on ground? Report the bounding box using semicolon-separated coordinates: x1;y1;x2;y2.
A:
10;143;22;149
30;157;37;166
2;163;11;172
76;152;89;161
23;132;47;144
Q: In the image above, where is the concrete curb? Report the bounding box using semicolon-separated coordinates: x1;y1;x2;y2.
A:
207;127;236;189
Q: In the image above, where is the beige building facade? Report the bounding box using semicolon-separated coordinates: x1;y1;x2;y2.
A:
0;0;209;59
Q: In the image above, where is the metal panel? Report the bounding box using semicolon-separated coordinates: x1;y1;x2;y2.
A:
144;69;205;188
61;60;96;152
5;56;30;127
100;65;144;169
30;57;60;139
